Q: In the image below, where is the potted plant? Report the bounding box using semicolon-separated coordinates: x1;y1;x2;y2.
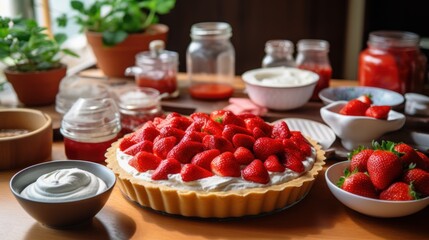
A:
0;17;78;106
58;0;176;78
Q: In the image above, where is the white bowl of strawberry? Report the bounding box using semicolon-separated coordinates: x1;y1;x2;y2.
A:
325;141;429;218
320;97;405;150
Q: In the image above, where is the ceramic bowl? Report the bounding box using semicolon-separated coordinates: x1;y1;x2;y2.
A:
9;160;116;228
320;101;405;150
0;108;52;170
326;161;429;218
241;67;319;110
404;93;429;116
319;86;404;108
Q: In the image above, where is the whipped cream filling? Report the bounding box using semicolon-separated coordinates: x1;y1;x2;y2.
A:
21;168;107;202
117;148;316;192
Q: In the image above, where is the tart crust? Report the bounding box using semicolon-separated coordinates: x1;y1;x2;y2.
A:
105;137;325;218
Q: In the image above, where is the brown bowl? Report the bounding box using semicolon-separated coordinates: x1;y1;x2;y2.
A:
0;108;52;170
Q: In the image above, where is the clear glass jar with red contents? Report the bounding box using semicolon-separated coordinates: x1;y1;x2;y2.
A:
125;40;179;98
60;98;121;163
358;31;427;94
114;86;164;134
296;39;332;101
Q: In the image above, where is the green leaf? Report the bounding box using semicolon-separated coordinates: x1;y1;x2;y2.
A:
54;33;67;45
56;14;68;27
71;0;85;12
102;30;128;46
62;48;79;57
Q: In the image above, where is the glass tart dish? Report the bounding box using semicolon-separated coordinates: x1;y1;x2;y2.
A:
105;111;326;218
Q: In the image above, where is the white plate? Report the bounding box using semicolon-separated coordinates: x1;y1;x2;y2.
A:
273;118;336;149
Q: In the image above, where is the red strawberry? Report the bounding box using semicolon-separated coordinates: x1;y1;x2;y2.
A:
202;135;235;153
283;139;305;162
119;134;138;151
284;155;305;173
290;131;312;157
166;141;205;163
271;121;291;139
252;127;268;139
211;152;241;177
232;133;255;149
153;136;177;159
222;111;246;127
394;143;425;169
151;158;182;180
152;116;165;126
185;120;205;133
128;151;162;172
253;137;284;161
159;126;186;141
181;164;214;182
133;123;160;142
180;131;205;143
337;170;378;199
191;149;220;170
264;155;285;172
242;159;270;184
365;105;391;119
402;168;429;197
210;110;227;123
367;141;403;190
123;140;153;156
165;112;181;119
233;147;255;165
158;116;192;131
416;151;429;171
222;124;252;141
348;146;374;172
339;99;370;116
201;119;223;136
356;94;372;105
237;113;257;120
190;112;210;121
245;117;273;136
379;182;417;201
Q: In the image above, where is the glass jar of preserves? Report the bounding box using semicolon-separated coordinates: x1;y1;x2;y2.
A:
262;40;296;68
125;40;179;98
296;39;332;101
187;22;235;100
114;86;164;134
358;31;427;94
60;98;121;163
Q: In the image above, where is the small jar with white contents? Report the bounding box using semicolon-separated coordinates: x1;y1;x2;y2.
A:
60;98;121;163
114;86;164;134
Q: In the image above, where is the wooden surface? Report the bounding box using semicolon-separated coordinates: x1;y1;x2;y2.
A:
1;75;429;240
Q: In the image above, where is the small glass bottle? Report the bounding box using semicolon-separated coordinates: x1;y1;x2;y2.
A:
262;40;296;68
187;22;235;100
358;31;426;94
60;98;121;163
114;86;164;134
125;40;179;98
296;39;332;101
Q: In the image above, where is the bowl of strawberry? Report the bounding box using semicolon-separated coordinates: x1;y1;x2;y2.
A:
325;141;429;218
320;96;405;150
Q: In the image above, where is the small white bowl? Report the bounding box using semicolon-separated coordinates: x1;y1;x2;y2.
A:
10;160;116;228
404;93;429;116
320;101;405;150
319;86;404;108
326;161;429;218
242;67;319;111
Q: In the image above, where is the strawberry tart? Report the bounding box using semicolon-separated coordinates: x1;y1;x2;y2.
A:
105;110;325;218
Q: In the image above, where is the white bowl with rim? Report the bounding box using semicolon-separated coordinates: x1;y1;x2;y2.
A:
242;67;319;111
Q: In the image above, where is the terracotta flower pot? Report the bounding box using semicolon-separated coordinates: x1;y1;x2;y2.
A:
4;65;67;106
86;24;169;78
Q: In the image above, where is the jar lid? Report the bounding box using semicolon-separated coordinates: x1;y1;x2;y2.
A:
190;22;232;39
368;31;420;48
265;40;294;54
60;98;121;142
297;39;330;52
135;40;178;66
114;86;161;111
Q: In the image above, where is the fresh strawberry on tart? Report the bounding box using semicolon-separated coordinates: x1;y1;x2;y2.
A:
105;110;325;218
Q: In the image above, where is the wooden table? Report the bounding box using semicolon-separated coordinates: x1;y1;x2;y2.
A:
1;74;428;240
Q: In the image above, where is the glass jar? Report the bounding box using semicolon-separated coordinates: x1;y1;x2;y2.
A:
296;39;332;101
60;98;121;163
187;22;235;100
358;31;427;94
262;40;296;68
125;40;179;98
114;86;164;134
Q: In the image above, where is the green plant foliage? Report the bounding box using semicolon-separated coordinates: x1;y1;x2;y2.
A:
0;17;78;72
57;0;176;46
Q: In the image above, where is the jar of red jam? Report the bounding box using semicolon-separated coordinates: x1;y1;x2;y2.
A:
60;98;121;163
358;31;427;94
125;40;179;98
296;39;332;101
114;86;164;134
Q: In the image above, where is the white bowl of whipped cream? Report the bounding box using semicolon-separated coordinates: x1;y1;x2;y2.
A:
241;67;319;110
9;160;116;228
